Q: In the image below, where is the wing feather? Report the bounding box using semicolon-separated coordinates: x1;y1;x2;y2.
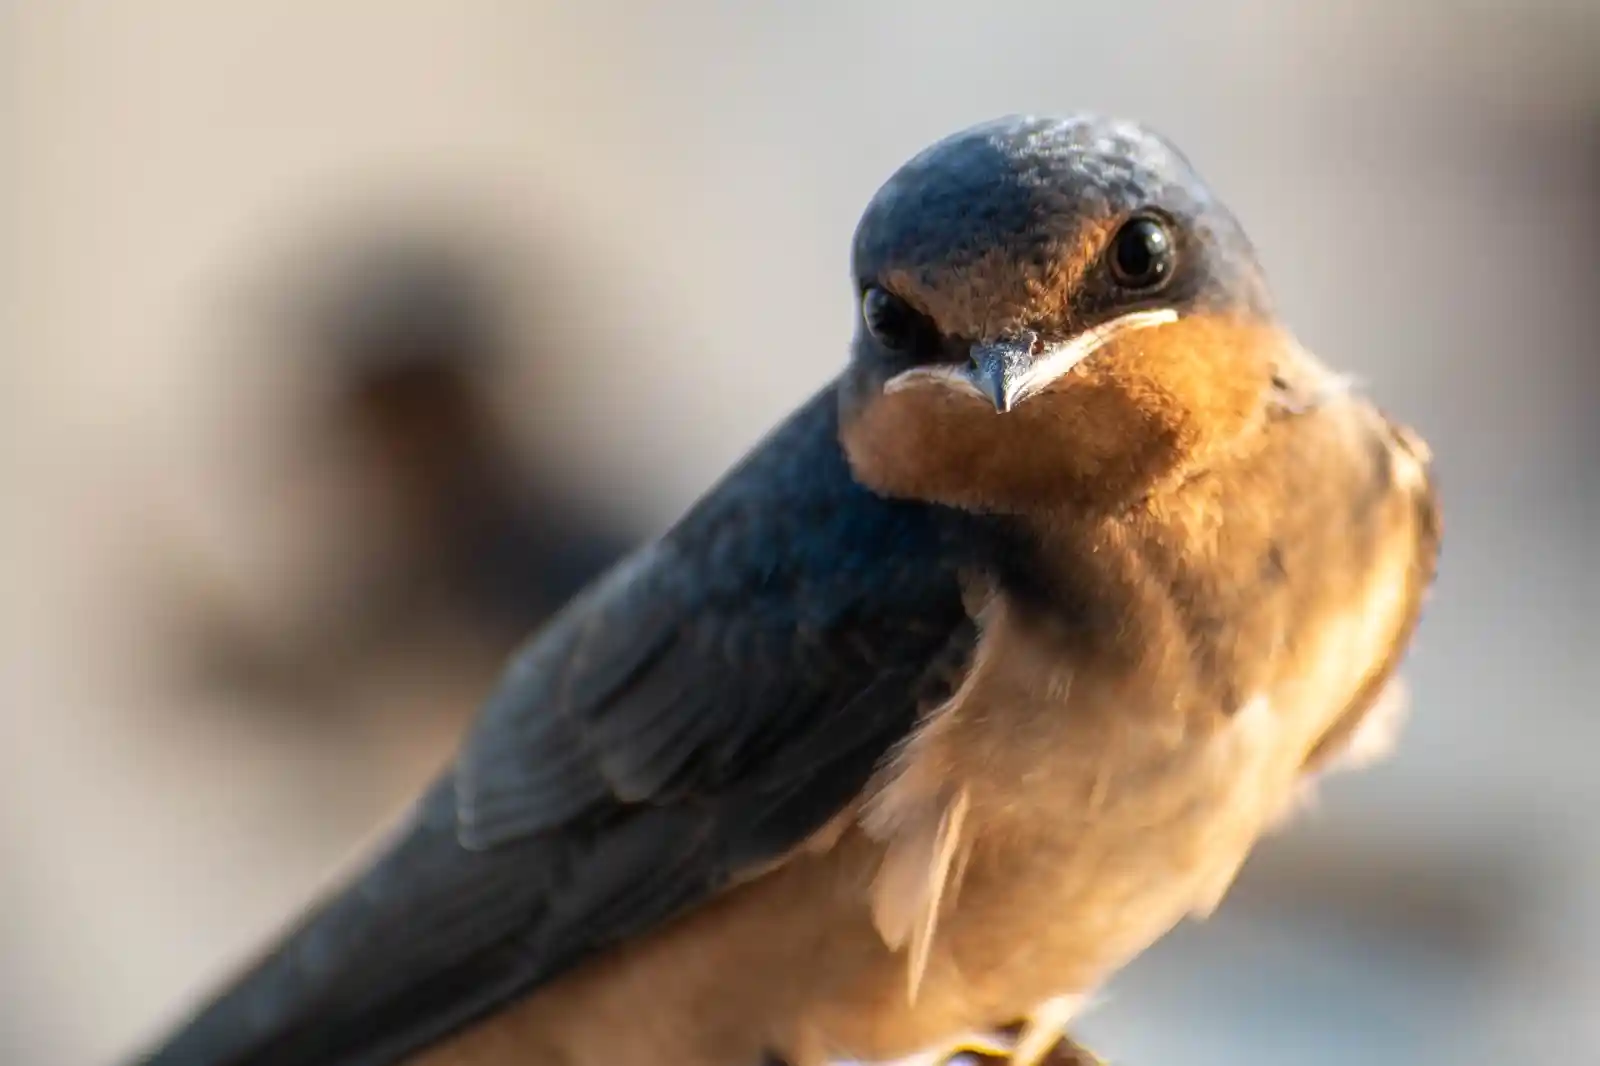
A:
134;386;976;1066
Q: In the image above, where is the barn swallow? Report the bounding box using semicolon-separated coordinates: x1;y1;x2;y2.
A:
131;114;1440;1066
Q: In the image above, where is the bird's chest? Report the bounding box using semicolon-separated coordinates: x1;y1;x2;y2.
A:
861;594;1328;1013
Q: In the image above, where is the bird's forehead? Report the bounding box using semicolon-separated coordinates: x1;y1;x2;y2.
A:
853;115;1209;294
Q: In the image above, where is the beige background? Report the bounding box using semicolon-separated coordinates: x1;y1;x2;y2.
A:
7;3;1599;1064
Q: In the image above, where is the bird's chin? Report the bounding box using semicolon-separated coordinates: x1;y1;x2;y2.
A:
840;381;1079;514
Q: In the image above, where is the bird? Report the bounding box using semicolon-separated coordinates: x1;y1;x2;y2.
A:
130;114;1441;1066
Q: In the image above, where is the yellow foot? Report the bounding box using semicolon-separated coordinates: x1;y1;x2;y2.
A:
1047;1037;1107;1066
1006;994;1084;1066
941;1039;1104;1066
869;997;1094;1066
864;1033;1011;1066
942;1033;1016;1061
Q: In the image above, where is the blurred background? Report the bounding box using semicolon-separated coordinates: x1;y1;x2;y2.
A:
6;3;1598;1064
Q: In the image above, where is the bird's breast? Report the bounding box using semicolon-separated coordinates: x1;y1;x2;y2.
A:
863;461;1430;1022
863;605;1270;1002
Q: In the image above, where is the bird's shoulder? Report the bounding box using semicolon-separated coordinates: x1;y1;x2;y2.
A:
456;382;978;850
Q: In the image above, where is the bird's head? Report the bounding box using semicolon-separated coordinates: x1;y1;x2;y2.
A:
840;114;1281;514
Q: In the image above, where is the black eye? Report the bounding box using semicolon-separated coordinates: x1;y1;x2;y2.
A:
861;286;928;352
1108;215;1176;292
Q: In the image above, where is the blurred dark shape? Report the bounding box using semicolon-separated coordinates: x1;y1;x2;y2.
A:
308;234;632;630
185;225;640;720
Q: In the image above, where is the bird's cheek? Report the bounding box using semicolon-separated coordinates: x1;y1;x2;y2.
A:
1097;317;1281;467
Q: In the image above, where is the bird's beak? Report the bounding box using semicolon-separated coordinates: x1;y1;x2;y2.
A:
881;309;1180;412
965;309;1183;413
966;336;1038;414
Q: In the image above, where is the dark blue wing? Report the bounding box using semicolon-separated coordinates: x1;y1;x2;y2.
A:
135;385;975;1066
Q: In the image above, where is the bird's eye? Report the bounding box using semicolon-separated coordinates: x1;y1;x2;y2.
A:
1107;215;1176;292
861;286;928;352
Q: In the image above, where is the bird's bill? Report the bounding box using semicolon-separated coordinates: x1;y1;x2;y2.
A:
883;308;1179;413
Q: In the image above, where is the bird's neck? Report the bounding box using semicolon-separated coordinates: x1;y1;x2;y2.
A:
961;430;1274;674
